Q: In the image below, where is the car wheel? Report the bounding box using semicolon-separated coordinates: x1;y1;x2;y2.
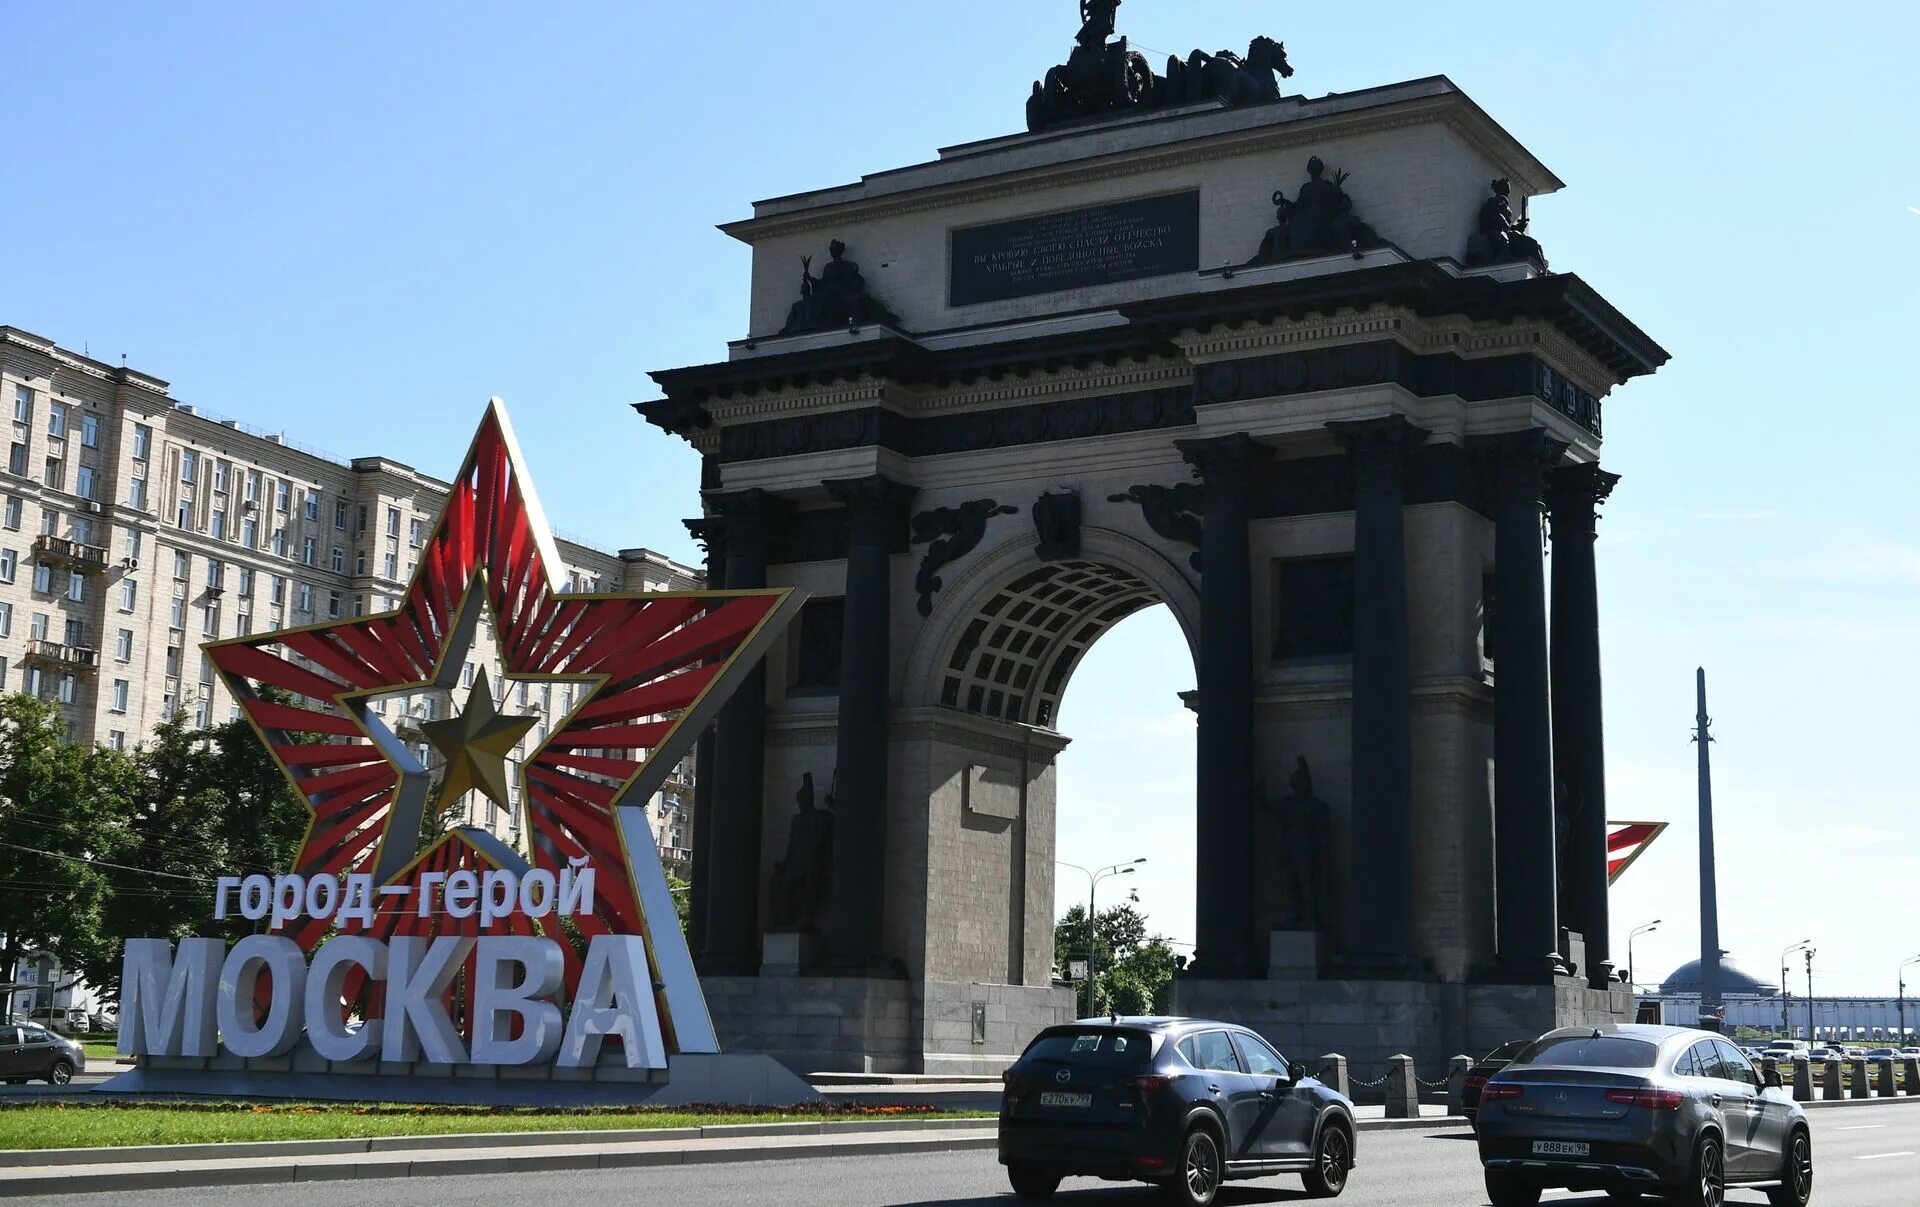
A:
1677;1135;1725;1207
1163;1126;1222;1206
46;1062;73;1086
1484;1170;1541;1207
1006;1164;1061;1201
1767;1127;1813;1207
1302;1121;1351;1197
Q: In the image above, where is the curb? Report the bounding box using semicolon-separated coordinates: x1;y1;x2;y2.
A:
0;1129;999;1198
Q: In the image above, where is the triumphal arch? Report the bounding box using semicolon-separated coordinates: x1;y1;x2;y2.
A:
641;10;1665;1075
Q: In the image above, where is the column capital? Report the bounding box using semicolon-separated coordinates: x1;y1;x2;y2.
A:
1326;414;1431;458
704;489;790;566
824;474;917;547
1474;428;1570;502
1546;463;1622;544
1176;433;1273;499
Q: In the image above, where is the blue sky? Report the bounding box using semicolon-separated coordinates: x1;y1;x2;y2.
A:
6;2;1916;994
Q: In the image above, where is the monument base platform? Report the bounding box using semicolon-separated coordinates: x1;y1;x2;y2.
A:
1172;973;1631;1094
100;1051;822;1106
705;974;1076;1077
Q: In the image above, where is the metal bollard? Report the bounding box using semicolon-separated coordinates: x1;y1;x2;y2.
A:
1446;1054;1472;1117
1849;1057;1871;1099
1822;1059;1844;1101
1316;1053;1350;1099
1877;1059;1898;1098
1385;1054;1420;1119
1791;1057;1813;1102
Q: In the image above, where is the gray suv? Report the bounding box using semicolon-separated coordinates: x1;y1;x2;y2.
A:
1477;1024;1811;1207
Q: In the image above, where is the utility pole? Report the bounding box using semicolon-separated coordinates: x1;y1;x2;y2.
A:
1693;669;1722;1030
1804;948;1817;1045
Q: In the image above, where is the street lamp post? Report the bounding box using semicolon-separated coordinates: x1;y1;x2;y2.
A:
1627;919;1661;994
1804;947;1817;1046
1899;954;1920;1046
1057;858;1147;1017
1781;939;1812;1038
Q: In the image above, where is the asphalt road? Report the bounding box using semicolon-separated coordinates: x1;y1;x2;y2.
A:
39;1102;1920;1207
0;1068;116;1098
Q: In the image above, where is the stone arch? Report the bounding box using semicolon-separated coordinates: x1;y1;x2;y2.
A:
902;525;1200;726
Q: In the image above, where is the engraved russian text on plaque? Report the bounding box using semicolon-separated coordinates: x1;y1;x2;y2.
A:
949;191;1200;306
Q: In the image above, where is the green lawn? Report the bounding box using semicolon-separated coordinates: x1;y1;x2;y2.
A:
80;1042;123;1064
0;1104;986;1151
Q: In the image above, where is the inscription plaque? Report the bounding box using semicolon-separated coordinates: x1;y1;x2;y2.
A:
949;191;1199;306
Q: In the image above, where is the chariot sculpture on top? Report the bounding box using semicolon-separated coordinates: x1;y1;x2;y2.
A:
1026;1;1294;133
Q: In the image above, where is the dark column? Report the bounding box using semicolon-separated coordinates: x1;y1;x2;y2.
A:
681;514;728;961
1548;463;1621;989
697;489;785;975
1478;430;1566;981
1176;434;1271;979
823;474;916;974
1328;416;1429;973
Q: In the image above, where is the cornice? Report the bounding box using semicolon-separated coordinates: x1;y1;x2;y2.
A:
724;93;1554;243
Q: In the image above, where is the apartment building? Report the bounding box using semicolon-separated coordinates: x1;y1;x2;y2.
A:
0;326;697;861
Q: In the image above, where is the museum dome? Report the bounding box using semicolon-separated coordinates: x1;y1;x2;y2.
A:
1659;957;1778;997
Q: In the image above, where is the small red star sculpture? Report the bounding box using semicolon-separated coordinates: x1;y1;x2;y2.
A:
207;400;796;1040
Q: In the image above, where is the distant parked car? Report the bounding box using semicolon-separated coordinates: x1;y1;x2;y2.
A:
1477;1024;1810;1207
1807;1046;1847;1063
1863;1047;1899;1061
0;1023;86;1085
998;1017;1357;1204
1899;1047;1920;1059
1462;1040;1532;1130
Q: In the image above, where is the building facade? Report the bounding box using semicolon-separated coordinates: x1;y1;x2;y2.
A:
0;325;698;856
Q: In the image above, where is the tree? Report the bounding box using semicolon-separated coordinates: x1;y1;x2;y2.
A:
1054;900;1179;1017
0;694;137;1019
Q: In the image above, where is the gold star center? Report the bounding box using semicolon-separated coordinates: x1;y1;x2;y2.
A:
420;669;540;815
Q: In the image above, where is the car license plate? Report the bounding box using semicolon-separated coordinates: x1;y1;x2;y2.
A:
1040;1092;1092;1108
1532;1140;1590;1157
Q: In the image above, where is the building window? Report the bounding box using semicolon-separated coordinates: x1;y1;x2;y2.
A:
238;566;254;597
176;499;192;529
63;616;83;648
164;645;181;677
240;514;257;546
2;497;18;530
181;449;197;483
302;536;316;566
331;546;345;573
244;469;260;502
210;509;226;540
111;680;129;713
109;730;125;752
11;386;29;422
304;489;320;521
119;578;137;610
409;517;423;547
57;674;76;705
333;500;348;529
80;414;100;449
29;612;49;641
354;550;366;576
354;504;366;533
174;551;189;580
270;575;286;605
352;594;364;617
125;530;142;561
275;479;290;511
116;629;133;661
43;458;62;490
169;596;185;629
32;561;52;593
0;602;11;636
48;403;66;438
132;424;151;460
1271;556;1356;660
386;507;400;537
207;559;224;590
7;443;24;476
0;548;15;583
212;460;229;493
326;590;341;619
236;611;251;635
383;552;398;579
296;583;312;613
203;602;220;637
129;477;148;511
75;466;95;500
26;666;45;699
67;572;84;603
272;528;287;556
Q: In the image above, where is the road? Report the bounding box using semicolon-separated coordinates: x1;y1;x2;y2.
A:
0;1068;117;1098
40;1102;1919;1207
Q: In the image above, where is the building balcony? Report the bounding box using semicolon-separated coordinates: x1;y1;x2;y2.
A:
24;640;99;671
658;846;692;877
31;535;109;573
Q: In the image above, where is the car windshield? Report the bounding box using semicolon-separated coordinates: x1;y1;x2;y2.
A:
1023;1028;1153;1071
1512;1034;1658;1069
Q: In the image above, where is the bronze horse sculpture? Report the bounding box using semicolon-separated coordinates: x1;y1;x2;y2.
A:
1165;35;1293;107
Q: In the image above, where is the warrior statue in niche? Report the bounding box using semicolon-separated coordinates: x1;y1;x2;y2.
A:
1262;756;1332;929
769;771;835;931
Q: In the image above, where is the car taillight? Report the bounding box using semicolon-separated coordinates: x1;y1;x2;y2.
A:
1124;1075;1171;1091
1604;1088;1685;1110
1464;1075;1487;1088
1481;1083;1524;1102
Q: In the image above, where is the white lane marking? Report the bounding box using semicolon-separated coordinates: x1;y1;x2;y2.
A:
1853;1151;1915;1160
1837;1124;1885;1131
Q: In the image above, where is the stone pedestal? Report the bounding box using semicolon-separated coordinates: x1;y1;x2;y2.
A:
1877;1059;1898;1097
761;931;822;977
1268;930;1327;978
1446;1054;1473;1116
1849;1057;1870;1099
1791;1058;1813;1102
1822;1060;1844;1100
1384;1054;1420;1118
1316;1053;1350;1097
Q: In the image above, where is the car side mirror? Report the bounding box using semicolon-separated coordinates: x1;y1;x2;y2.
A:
1287;1061;1307;1083
1764;1068;1784;1089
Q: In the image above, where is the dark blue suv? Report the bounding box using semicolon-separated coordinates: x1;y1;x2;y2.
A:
998;1017;1357;1205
